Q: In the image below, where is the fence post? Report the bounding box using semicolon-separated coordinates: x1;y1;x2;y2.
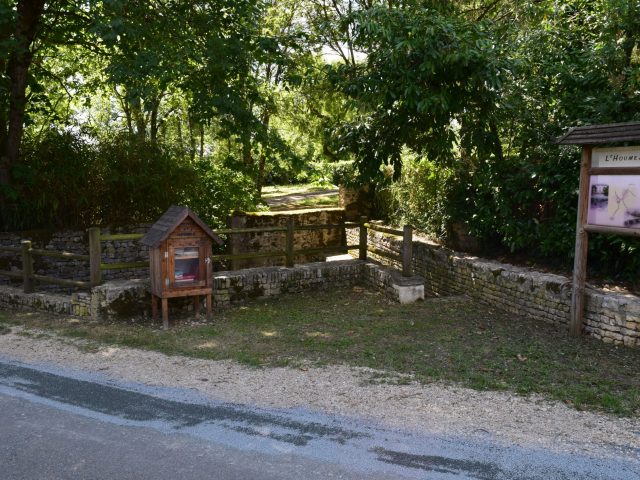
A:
21;240;34;293
402;225;413;277
286;217;295;267
359;216;368;260
88;227;102;286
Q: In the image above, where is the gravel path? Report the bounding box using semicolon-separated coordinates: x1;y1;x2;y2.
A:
0;326;638;464
264;188;338;208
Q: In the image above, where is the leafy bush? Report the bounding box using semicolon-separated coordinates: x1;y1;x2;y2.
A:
10;129;96;229
9;130;257;230
331;161;360;188
184;160;258;228
92;134;196;226
387;147;640;281
386;150;467;239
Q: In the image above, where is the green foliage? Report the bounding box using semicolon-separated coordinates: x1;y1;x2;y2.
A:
8;130;256;230
9;129;96;229
330;161;360;188
330;5;503;183
387;151;460;240
365;0;640;278
91;134;197;225
184;160;259;228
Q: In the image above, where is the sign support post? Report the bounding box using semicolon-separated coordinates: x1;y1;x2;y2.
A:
557;121;640;338
569;146;592;336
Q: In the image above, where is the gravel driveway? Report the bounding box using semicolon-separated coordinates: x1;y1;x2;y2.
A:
0;326;638;467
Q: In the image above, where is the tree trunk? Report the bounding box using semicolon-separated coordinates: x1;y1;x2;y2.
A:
199;124;204;160
130;97;146;139
255;112;271;195
0;0;46;229
242;133;253;169
150;99;160;141
187;112;196;161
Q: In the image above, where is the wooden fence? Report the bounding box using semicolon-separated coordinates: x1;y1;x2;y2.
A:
0;217;414;293
0;241;91;292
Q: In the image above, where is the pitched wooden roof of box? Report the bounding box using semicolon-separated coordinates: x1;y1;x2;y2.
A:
140;205;223;247
556;122;640;145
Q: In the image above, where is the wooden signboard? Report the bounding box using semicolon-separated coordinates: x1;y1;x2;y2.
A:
557;123;640;336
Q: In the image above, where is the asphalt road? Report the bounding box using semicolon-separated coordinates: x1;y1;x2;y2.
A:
0;359;638;480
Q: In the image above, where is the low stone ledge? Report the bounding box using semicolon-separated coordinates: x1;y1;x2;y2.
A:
363;263;424;304
0;259;424;321
363;229;640;347
0;285;90;317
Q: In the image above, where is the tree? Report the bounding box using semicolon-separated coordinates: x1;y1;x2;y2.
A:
329;4;503;182
0;0;94;228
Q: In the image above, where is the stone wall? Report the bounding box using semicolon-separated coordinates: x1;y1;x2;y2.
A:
0;259;423;320
0;287;90;317
362;228;640;347
339;186;372;221
227;209;347;269
0;225;151;289
212;260;363;307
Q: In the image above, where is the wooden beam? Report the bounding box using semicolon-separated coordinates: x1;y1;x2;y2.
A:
367;246;401;263
214;226;287;235
0;269;23;279
211;250;286;261
570;146;592;337
589;167;640;175
359;216;368;261
31;275;91;289
21;240;34;293
364;223;404;236
29;249;89;261
162;298;169;330
206;293;212;321
285;217;295;267
100;261;149;270
584;224;640;237
402;225;413;277
99;233;145;241
88;227;102;286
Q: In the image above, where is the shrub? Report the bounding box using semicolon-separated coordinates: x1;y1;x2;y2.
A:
184;160;258;228
8;130;257;231
10;129;96;229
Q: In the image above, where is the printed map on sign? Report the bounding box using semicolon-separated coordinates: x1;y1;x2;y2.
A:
588;175;640;228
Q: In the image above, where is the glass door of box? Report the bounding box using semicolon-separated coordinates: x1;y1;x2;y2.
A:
171;245;205;287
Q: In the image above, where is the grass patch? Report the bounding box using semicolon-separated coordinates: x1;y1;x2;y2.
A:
2;289;639;416
268;194;339;211
261;183;333;198
262;183;339;210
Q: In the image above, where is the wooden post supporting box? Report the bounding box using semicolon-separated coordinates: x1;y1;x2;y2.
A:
141;205;223;329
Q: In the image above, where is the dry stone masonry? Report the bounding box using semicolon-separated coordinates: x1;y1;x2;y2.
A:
0;225;150;289
0;259;424;320
358;228;640;347
227;209;346;269
2;221;639;347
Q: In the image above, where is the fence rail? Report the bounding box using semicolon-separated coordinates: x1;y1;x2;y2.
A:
0;240;92;292
0;217;415;293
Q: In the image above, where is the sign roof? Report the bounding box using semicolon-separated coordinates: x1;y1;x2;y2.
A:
556;122;640;145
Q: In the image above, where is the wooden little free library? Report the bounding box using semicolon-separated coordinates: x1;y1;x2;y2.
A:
140;206;223;329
